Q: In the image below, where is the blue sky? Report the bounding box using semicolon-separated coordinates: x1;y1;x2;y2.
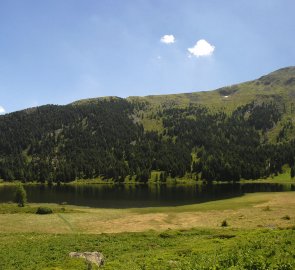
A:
0;0;295;113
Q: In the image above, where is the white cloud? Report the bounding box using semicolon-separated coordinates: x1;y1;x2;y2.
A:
160;35;175;44
188;39;215;57
0;106;6;114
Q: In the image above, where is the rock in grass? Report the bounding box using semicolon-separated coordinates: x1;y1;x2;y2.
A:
69;252;104;267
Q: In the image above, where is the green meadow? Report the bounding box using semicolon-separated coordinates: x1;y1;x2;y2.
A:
0;192;295;269
0;228;294;270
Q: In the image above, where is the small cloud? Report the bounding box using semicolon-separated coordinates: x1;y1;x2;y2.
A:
188;39;215;57
0;106;6;114
160;34;175;44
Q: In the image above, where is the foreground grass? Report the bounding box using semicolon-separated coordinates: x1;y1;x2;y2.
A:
0;228;294;269
0;192;294;269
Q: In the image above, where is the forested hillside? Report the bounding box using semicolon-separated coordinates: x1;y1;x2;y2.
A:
1;67;295;183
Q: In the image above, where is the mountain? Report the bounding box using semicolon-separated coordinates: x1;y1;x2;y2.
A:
1;67;295;183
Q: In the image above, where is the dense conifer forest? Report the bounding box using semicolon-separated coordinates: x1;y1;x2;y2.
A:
1;67;295;183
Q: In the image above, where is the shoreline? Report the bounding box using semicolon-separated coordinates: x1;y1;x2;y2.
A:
1;177;294;186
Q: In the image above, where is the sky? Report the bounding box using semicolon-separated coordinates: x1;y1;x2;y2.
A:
0;0;295;113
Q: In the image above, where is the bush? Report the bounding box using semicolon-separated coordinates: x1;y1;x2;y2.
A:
36;207;53;215
263;205;271;211
159;232;173;238
282;215;291;220
221;220;228;227
14;185;27;207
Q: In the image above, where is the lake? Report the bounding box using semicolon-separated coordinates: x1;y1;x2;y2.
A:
0;182;294;208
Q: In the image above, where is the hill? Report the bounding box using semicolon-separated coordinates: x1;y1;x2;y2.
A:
1;67;295;183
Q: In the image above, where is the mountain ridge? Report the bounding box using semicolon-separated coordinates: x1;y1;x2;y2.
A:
2;66;295;116
74;66;295;111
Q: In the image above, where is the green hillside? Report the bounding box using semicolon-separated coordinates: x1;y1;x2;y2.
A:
1;67;295;183
129;67;295;137
131;66;295;108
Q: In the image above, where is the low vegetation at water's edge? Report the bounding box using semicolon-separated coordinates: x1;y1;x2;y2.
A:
0;203;78;214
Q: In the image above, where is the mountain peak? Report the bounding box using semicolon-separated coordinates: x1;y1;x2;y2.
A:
258;66;295;86
269;66;295;75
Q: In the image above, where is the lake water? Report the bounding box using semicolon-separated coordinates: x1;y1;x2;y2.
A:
0;183;294;208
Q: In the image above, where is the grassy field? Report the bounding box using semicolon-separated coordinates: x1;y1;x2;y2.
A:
0;192;295;269
1;228;294;270
0;192;295;234
240;165;295;183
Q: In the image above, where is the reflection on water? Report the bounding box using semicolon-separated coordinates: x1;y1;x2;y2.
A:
0;182;294;208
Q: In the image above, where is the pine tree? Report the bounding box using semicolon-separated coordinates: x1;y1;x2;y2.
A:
291;166;295;178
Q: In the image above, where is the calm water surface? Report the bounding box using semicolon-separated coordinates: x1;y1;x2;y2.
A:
0;183;294;208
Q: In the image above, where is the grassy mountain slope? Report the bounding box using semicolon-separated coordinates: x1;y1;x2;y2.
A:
131;67;295;109
128;67;295;138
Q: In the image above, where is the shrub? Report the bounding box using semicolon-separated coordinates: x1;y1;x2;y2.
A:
221;220;228;227
263;206;271;211
282;215;291;220
14;185;27;207
159;232;172;238
36;207;53;215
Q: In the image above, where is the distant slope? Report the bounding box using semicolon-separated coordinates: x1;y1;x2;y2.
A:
127;67;295;140
1;67;295;182
129;66;295;109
